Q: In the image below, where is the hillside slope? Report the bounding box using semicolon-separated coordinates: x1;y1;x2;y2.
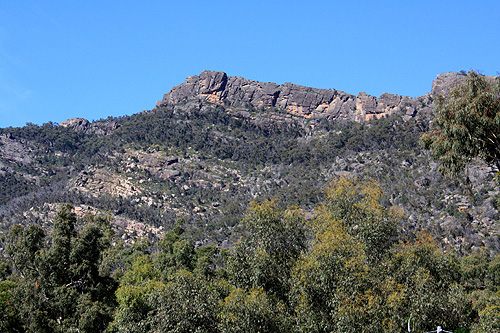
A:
0;70;498;254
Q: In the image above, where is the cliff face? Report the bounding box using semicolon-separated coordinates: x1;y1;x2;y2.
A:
156;70;438;122
430;72;468;97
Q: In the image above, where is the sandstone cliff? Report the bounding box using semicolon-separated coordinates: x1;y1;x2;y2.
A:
61;71;480;129
155;70;441;122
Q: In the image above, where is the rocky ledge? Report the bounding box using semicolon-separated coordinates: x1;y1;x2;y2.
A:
154;70;470;122
59;117;120;135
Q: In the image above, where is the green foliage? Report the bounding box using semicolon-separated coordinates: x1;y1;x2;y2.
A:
6;223;45;280
193;244;222;278
155;224;195;274
0;172;37;205
146;270;220;333
226;200;306;303
2;178;500;331
291;213;377;332
461;249;491;291
218;287;289;332
489;255;500;291
422;70;500;176
5;204;117;332
0;257;11;281
99;238;150;282
291;178;473;332
0;279;22;332
320;177;401;262
471;304;500;332
109;255;164;332
109;237;223;332
384;233;472;332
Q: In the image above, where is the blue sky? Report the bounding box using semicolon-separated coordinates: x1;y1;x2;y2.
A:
0;1;498;128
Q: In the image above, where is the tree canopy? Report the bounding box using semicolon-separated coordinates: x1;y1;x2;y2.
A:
422;70;500;176
2;179;500;331
3;204;117;332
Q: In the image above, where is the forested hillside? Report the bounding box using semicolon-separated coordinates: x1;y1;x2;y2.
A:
0;70;500;331
0;93;497;253
0;181;499;331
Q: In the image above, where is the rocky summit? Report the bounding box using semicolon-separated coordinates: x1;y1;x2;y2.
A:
155;70;469;122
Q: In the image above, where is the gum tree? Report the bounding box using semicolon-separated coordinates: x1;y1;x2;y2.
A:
421;70;500;177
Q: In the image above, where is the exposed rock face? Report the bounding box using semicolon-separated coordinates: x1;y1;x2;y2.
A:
156;70;436;122
60;118;90;131
60;117;120;135
431;72;497;98
0;134;33;165
430;72;468;97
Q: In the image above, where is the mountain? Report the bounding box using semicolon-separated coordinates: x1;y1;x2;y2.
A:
0;70;498;254
156;70;435;121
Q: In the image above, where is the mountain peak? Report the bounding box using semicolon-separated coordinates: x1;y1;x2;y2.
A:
155;70;434;122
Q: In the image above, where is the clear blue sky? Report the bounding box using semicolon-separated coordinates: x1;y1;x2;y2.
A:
1;1;498;128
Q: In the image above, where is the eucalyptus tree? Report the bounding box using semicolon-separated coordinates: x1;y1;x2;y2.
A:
5;204;117;332
422;70;500;177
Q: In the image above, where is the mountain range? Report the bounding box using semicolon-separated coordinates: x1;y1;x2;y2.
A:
0;70;498;254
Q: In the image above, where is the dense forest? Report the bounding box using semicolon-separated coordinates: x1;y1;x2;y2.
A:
0;181;499;332
0;71;500;331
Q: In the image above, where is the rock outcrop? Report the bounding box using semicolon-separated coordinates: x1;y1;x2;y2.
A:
430;72;468;97
60;118;91;131
156;70;436;122
60;117;120;135
431;72;497;97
